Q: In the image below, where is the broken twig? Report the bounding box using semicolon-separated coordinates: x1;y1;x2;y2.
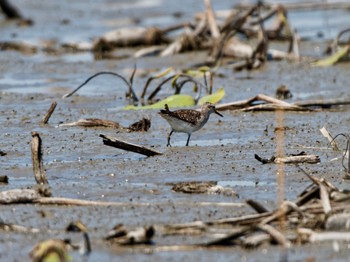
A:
100;134;162;157
41;101;57;124
320;126;340;151
59;118;122;129
31;132;49;185
255;153;320;164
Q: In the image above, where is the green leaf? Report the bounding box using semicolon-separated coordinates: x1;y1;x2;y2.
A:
124;94;195;110
311;45;350;67
198;87;225;105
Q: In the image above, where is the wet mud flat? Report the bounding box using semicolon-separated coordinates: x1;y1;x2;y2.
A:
1;58;350;261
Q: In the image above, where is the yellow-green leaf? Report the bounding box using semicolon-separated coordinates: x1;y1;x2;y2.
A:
154;67;173;78
198;87;225;105
124;94;195;110
30;239;71;262
311;45;350;67
185;68;208;77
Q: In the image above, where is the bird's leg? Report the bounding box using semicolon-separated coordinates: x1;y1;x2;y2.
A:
186;134;191;146
167;130;173;147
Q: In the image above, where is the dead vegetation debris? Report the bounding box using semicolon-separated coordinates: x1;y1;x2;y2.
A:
170;181;236;196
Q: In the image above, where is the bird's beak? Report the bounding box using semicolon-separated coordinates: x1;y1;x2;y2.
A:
214;109;223;117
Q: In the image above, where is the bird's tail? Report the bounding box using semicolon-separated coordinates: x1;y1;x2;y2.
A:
160;104;170;114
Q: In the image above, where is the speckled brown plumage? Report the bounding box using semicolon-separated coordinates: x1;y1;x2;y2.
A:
159;102;223;147
160;107;202;126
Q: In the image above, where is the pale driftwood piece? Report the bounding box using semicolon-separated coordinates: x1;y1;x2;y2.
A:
100;134;162;157
242;233;271;247
59;118;123;129
160;15;207;57
160;221;207;236
0;222;40;233
94;22;187;51
207;3;257;64
0;188;50;204
255;153;320;164
325;213;350;231
330;191;350;202
294;98;350;108
146;245;202;252
235;2;350;11
209;212;273;226
217;95;350;112
205;0;220;39
298;228;350;243
134;46;165;58
299;166;339;192
216;94;306;111
320;183;331;214
180;202;244;207
257;224;291;247
41;101;57;124
93;27;167;49
31;132;49;185
223;38;253;58
273;155;320;164
259;201;299;226
291;29;300;60
33;197;150;206
160;30;197;57
320;126;340;151
300;202;350;215
205;226;252;246
241;103;308;112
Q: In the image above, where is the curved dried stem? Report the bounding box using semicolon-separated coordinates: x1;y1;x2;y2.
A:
174;79;196;94
140;67;173;100
129;64;137;87
62;71;138;102
147;75;178;101
334;28;350;48
147;74;207;102
331;133;350;172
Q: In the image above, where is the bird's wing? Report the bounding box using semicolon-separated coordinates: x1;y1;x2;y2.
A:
166;109;201;125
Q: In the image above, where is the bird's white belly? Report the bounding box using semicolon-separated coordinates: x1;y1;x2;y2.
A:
166;117;208;133
167;118;198;133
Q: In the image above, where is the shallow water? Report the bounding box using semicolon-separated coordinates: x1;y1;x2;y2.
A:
1;0;350;261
